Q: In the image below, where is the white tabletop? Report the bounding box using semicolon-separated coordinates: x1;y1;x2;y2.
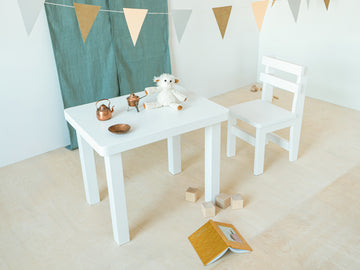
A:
65;89;229;156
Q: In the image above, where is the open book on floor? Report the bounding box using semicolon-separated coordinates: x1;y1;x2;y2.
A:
188;220;252;265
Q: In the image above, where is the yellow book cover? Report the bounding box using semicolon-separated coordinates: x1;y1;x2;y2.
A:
188;220;252;265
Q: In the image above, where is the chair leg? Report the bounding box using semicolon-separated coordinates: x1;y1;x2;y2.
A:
254;128;266;175
289;121;301;162
226;116;237;157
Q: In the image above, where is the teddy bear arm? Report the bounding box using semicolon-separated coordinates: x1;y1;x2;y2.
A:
145;87;161;95
144;102;162;110
172;89;187;102
169;102;183;110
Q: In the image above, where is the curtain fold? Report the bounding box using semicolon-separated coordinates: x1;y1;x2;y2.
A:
45;0;171;149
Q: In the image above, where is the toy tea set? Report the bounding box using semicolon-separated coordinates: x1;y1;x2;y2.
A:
95;74;187;134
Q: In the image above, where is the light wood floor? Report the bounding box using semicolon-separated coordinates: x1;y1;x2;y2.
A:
1;86;360;270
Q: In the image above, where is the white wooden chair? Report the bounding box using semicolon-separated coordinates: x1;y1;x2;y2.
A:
227;56;306;175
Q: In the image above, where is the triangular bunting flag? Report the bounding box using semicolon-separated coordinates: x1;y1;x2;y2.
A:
212;6;232;39
123;8;148;46
288;0;301;22
272;0;276;7
17;0;44;35
74;3;101;43
324;0;330;10
307;0;310;9
172;9;192;43
251;0;269;32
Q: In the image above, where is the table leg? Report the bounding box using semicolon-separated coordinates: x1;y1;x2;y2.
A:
77;133;100;205
167;135;182;175
204;123;221;203
104;153;130;245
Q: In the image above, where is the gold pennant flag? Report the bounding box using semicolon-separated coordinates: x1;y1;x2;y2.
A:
324;0;330;10
212;6;232;39
272;0;276;7
251;0;269;32
74;3;101;43
123;8;148;46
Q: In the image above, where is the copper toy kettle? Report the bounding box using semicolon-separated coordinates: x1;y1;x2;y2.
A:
96;99;114;121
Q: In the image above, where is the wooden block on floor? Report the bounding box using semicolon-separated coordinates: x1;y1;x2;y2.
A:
215;193;231;209
250;84;258;92
231;194;244;209
185;187;200;202
201;202;215;217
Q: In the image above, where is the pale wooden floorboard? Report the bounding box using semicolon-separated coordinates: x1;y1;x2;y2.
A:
211;165;360;270
0;85;359;269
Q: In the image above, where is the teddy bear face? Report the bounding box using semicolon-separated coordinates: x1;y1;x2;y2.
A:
154;73;177;89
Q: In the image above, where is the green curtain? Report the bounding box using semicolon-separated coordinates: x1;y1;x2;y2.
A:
109;0;171;93
45;0;171;150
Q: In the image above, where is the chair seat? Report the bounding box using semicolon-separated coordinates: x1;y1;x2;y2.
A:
229;100;296;128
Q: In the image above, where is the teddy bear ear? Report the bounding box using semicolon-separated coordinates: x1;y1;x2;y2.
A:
153;76;160;83
175;79;179;83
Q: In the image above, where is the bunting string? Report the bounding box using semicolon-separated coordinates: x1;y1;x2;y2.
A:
20;0;332;41
44;2;74;9
44;2;168;14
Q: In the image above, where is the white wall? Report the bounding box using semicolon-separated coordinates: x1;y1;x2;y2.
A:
0;0;259;167
258;0;360;111
168;0;259;98
0;4;70;168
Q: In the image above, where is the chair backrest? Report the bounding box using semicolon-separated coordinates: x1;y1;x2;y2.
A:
260;56;306;117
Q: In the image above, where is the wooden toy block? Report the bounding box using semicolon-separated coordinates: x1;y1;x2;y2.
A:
231;194;244;209
201;202;215;217
186;187;200;202
250;84;259;92
215;193;231;209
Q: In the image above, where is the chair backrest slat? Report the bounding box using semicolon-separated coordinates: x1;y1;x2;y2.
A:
262;56;304;77
260;73;299;93
260;56;306;117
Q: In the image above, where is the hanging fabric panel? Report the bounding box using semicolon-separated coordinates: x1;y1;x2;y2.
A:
108;0;171;94
45;0;119;149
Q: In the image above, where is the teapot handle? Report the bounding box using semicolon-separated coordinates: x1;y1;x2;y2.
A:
96;98;111;109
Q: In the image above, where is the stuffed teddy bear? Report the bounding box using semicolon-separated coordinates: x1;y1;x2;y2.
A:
143;73;187;110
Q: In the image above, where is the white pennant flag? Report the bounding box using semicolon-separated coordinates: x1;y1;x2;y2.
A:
172;9;192;43
17;0;44;35
288;0;301;22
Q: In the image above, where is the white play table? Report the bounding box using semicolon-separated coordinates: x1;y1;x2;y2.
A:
64;88;229;245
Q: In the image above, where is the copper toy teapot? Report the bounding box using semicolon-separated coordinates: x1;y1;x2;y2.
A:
96;99;114;121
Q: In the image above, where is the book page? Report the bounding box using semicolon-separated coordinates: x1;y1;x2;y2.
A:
217;225;244;243
213;221;252;251
208;247;229;265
